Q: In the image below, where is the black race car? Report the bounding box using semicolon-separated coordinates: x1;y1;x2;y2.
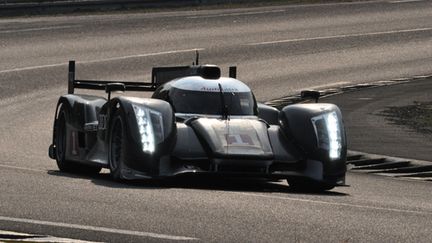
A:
48;55;347;191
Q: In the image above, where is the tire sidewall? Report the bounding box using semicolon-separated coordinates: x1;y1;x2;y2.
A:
55;107;69;170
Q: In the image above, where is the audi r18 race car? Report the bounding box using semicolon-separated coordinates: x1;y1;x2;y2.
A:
48;54;347;191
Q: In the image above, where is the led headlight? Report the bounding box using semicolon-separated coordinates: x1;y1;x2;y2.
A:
311;111;342;160
132;104;164;153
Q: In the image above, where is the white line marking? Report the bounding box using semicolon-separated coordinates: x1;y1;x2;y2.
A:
0;216;199;241
389;0;423;3
0;48;204;74
187;9;285;19
231;192;432;215
187;0;384;19
81;48;205;64
0;230;99;243
0;164;45;173
247;27;432;46
307;81;351;90
0;25;79;34
0;63;67;74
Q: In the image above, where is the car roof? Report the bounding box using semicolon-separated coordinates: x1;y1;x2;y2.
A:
170;76;251;93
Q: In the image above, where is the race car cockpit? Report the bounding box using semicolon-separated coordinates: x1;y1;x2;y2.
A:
159;76;257;116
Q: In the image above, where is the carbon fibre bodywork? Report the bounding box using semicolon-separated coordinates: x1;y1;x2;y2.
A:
49;60;347;190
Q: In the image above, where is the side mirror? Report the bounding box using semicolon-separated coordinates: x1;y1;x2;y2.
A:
105;83;125;100
301;90;320;103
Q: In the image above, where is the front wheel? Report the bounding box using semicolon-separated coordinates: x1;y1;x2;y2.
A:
55;105;101;175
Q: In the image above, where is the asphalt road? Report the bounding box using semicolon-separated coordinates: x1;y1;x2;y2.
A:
0;0;432;242
324;78;432;162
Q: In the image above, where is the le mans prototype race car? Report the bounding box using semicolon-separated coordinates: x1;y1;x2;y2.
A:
48;54;347;191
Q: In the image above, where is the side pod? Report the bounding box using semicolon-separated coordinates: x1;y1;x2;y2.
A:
257;103;279;125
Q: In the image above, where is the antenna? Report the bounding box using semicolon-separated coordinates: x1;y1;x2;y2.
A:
218;83;229;120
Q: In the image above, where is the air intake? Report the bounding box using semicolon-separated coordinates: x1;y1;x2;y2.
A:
197;65;221;80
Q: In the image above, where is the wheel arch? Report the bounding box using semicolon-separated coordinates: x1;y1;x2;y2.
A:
106;96;177;178
49;94;106;159
279;103;347;177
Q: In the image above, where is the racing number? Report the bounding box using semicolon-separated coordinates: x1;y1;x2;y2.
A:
98;114;107;130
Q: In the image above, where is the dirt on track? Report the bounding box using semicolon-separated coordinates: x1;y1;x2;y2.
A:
381;101;432;136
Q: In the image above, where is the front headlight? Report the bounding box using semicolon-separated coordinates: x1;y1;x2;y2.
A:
132;104;164;153
311;111;342;160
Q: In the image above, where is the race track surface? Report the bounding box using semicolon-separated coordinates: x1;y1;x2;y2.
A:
1;1;432;242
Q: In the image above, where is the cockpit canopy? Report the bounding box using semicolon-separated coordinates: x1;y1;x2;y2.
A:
152;76;257;116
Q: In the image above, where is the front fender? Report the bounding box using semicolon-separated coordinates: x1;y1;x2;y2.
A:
279;103;347;176
109;97;176;176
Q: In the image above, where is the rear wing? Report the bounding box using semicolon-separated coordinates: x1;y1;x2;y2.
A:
67;60;238;94
67;60;157;94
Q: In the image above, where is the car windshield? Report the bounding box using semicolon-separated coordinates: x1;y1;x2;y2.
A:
170;88;255;115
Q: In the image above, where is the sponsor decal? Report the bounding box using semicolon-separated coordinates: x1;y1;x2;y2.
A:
98;115;107;130
200;87;238;92
226;134;254;146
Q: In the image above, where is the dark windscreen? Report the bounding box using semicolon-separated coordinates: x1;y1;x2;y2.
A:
170;88;255;115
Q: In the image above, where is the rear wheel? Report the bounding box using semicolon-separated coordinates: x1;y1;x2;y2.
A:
287;178;335;192
109;113;125;180
55;105;101;174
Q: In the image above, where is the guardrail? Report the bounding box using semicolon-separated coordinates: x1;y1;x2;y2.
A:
0;0;266;16
1;0;95;3
0;0;187;4
0;0;163;3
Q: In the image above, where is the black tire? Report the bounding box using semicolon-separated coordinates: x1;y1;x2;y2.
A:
55;105;101;175
108;112;125;180
287;178;335;192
